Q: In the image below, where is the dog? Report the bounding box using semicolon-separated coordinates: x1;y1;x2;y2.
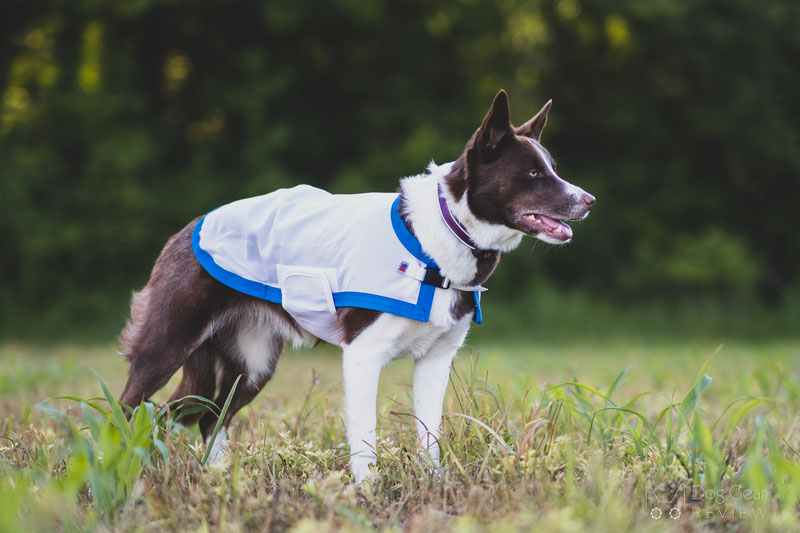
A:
118;90;595;483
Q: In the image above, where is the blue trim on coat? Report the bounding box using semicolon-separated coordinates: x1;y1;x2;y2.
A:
390;196;436;267
192;195;481;325
390;195;482;323
192;216;284;303
191;199;437;322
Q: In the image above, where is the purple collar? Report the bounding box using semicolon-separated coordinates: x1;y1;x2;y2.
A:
438;183;497;260
437;184;499;260
437;183;478;249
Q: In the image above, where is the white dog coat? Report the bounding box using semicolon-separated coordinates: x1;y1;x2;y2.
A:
193;185;481;345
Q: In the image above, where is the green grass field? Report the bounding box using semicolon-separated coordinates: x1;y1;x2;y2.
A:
2;336;800;532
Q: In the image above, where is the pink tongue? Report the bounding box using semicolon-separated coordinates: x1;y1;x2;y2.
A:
539;215;572;238
538;215;561;230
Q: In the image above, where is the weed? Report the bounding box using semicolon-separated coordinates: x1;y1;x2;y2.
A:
0;342;798;531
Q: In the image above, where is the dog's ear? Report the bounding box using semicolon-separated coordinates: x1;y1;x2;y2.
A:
472;90;512;162
516;99;552;141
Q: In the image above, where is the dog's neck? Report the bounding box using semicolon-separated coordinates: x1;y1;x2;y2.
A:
399;159;523;286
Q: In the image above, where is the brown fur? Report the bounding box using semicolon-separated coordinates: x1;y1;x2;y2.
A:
118;89;594;445
118;218;301;437
337;308;381;345
455;91;593;232
118;217;393;437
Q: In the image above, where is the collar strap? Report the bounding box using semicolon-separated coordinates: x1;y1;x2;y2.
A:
422;267;450;289
398;260;484;291
437;183;498;260
422;266;486;292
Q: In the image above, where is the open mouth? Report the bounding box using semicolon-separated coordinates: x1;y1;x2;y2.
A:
521;213;573;241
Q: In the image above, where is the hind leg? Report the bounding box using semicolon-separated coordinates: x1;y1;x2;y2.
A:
199;319;285;460
118;284;215;409
165;344;218;426
118;218;222;410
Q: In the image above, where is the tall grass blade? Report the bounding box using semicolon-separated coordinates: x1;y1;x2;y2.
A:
91;369;132;441
201;374;242;465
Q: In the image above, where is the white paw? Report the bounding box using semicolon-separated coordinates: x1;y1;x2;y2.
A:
205;427;229;465
350;456;377;484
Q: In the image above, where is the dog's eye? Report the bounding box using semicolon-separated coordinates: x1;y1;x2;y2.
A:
528;170;540;178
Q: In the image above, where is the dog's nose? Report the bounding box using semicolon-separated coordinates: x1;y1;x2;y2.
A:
581;193;596;208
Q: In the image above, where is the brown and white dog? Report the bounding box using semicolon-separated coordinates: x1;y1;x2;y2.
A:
118;90;595;482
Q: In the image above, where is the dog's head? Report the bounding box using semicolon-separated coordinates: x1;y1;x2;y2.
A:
455;90;595;245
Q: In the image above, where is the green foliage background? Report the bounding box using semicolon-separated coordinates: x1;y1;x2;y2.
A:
2;0;799;339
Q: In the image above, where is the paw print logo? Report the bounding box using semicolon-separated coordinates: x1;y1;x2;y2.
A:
669;507;681;519
650;508;662;519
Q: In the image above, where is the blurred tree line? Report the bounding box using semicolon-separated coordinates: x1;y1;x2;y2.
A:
1;0;799;339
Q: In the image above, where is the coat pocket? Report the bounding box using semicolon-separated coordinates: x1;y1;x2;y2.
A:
276;265;341;344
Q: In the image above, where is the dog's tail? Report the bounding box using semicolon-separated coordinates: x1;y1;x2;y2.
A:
118;286;151;359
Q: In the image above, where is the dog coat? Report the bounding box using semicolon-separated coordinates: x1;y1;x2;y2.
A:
192;184;482;346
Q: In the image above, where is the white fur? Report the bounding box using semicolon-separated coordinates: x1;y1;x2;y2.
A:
119;287;150;356
428;162;525;255
529;139;589;207
234;309;294;380
235;326;278;380
341;164;525;483
204;162;565;483
400;162;524;286
217;300;311;349
206;426;228;464
531;140;557;176
342;286;472;482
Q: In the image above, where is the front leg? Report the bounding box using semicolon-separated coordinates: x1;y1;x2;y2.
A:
342;346;384;483
413;347;457;467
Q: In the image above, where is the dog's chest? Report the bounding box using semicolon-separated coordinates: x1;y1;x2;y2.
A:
355;287;473;362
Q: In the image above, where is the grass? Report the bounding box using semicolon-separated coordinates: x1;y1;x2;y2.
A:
1;336;800;532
